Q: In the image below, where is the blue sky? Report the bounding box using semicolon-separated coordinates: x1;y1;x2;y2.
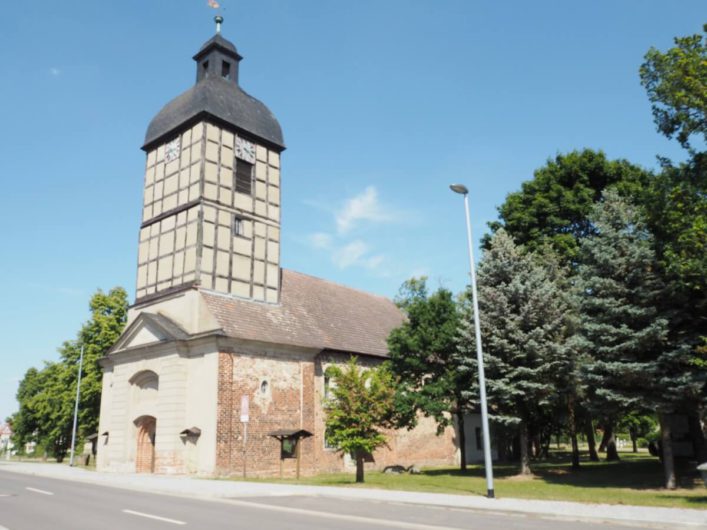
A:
0;1;701;420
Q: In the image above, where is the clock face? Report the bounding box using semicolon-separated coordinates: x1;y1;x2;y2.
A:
165;138;181;163
235;136;256;164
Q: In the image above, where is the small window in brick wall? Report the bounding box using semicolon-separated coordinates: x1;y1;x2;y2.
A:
235;158;253;195
260;380;269;394
323;375;331;400
323;375;337;449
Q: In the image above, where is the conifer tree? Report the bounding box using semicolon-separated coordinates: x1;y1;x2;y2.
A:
576;191;676;481
458;229;573;475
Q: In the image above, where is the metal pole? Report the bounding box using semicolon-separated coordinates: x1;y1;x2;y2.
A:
461;193;495;499
242;422;248;478
69;345;85;467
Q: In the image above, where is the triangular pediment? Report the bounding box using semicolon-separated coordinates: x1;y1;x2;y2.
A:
110;312;189;354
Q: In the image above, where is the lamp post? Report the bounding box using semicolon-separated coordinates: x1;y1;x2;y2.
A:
450;183;495;499
69;344;84;467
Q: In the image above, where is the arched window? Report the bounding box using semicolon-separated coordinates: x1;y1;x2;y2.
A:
129;370;159;403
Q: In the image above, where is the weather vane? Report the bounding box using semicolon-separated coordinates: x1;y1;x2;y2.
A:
207;0;225;33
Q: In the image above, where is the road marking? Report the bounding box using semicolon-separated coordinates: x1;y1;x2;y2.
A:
122;510;186;525
25;487;53;496
223;499;470;530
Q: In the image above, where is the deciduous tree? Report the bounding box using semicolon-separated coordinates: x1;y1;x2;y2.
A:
323;358;398;483
640;24;707;151
11;287;128;459
488;149;650;267
387;278;472;469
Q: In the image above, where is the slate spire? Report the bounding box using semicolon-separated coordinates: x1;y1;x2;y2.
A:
143;18;284;151
193;17;243;85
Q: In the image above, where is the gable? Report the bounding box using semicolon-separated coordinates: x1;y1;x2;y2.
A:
110;312;190;353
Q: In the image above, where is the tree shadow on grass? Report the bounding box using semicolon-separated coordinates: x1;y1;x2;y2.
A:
424;452;704;492
533;453;702;491
670;495;707;505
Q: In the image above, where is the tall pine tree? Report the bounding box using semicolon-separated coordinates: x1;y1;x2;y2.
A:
458;230;573;475
576;191;678;482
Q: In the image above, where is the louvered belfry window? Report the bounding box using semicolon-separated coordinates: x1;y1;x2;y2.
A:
235;158;253;195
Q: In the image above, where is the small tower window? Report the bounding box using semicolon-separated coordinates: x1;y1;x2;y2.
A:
221;61;231;80
235;158;253;195
260;380;269;394
233;216;245;237
202;61;209;77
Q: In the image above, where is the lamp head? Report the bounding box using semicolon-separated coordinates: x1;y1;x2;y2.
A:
449;184;469;195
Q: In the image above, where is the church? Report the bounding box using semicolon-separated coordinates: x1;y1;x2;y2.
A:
96;19;461;476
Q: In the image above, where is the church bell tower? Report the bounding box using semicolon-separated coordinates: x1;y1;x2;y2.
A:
135;17;285;305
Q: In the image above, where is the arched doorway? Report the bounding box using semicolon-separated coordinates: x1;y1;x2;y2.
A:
135;416;156;473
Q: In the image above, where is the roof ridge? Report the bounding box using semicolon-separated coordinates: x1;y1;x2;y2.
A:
283;268;395;304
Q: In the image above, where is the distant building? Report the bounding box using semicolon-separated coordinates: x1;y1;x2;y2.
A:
0;423;14;458
96;20;458;475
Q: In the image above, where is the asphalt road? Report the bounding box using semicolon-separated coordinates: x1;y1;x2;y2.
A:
0;470;645;530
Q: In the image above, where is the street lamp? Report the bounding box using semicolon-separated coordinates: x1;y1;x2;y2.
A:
69;344;85;467
450;183;495;499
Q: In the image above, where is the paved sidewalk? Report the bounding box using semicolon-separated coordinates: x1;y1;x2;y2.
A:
1;461;705;528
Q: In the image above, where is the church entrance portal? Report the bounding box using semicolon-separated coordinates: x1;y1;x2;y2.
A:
135;416;156;473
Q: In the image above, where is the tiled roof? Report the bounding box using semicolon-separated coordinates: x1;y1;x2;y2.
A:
201;269;404;357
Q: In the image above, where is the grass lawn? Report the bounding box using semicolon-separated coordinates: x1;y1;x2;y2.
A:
237;451;707;510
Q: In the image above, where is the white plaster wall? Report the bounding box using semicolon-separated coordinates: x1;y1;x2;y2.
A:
126;289;220;335
463;413;499;462
101;360;133;472
154;353;188;473
98;353;186;472
184;351;219;474
96;369;113;470
98;343;220;474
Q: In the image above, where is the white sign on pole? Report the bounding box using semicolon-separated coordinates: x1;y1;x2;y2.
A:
240;395;249;423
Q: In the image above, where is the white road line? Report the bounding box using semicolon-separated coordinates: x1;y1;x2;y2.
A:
224;499;471;530
25;487;53;496
122;509;187;525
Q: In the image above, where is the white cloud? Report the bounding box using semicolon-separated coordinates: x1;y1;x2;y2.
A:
330;240;386;272
308;232;332;250
336;186;395;234
333;240;369;268
303;186;407;274
49;67;61;76
364;254;385;270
